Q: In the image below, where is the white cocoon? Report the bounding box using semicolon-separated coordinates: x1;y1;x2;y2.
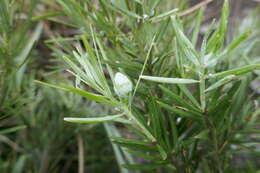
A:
114;72;133;97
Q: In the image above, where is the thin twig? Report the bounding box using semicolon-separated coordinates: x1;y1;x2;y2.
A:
78;134;84;173
179;0;213;17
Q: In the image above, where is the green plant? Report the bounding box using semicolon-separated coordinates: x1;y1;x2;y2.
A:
0;1;118;172
0;0;42;147
37;0;260;172
1;76;118;172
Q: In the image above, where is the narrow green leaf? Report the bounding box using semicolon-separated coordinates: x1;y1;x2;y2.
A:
226;30;252;54
209;64;260;78
101;0;142;19
34;80;68;91
64;114;123;124
200;19;216;56
0;125;26;135
0;0;10;33
192;8;204;46
238;129;260;134
89;26;111;91
62;55;102;93
157;145;167;160
175;38;184;76
155;17;171;42
177;84;201;109
247;109;260;127
111;137;152;145
132;36;156;102
206;0;229;53
172;17;200;65
127;149;161;161
159;85;200;112
15;23;43;88
15;23;43;64
157;101;202;122
180;138;196;147
111;136;158;152
124;107;156;142
126;125;147;139
95;36;115;84
193;130;209;139
11;155;28;173
35;80;118;107
104;123;133;173
151;8;179;20
61;84;119;107
205;75;236;92
122;162;168;170
140;75;199;84
45;37;79;44
219;0;229;35
149;0;160;11
32;12;64;22
147;96;164;140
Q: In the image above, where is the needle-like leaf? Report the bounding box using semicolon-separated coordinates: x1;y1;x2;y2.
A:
140;75;199;84
64;114;124;124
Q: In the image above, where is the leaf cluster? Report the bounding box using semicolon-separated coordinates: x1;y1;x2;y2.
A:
40;0;260;172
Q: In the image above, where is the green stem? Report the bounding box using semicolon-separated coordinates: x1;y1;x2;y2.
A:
212;129;223;173
123;106;156;142
203;116;223;173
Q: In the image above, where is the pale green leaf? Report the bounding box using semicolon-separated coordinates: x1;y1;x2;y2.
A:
64;114;123;124
140;75;199;84
151;8;179;20
205;75;236;92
